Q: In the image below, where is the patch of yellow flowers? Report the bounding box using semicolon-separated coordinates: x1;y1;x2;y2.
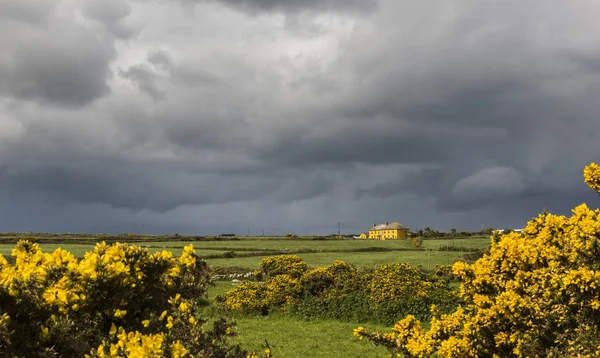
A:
584;162;600;193
256;255;308;280
224;274;301;313
367;263;448;305
355;163;600;357
0;241;250;357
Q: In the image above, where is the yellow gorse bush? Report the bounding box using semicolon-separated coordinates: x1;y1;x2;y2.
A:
223;258;359;314
223;274;302;313
256;255;308;280
367;264;447;305
0;241;248;357
222;257;457;325
355;162;600;357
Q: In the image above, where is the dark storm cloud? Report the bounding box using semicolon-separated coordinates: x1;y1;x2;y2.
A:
247;0;600;215
2;0;600;234
0;0;138;108
1;35;113;107
0;162;333;212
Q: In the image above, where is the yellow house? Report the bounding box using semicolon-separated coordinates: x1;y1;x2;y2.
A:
367;222;410;240
359;232;367;239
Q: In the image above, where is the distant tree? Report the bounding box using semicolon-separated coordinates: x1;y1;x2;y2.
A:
450;228;457;245
479;227;494;235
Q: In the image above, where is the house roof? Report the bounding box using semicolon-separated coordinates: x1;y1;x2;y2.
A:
368;222;409;231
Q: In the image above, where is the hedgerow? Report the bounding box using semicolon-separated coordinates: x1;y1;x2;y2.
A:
355;162;600;357
0;241;248;357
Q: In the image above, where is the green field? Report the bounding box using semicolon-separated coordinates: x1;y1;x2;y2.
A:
0;234;490;357
208;282;390;358
123;237;489;250
232;314;388;358
207;250;465;269
0;237;489;269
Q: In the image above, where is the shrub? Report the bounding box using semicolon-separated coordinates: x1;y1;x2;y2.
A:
222;275;302;315
355;162;600;357
223;280;269;314
432;265;454;281
0;241;246;357
367;264;451;306
256;255;308;280
223;250;236;258
300;267;335;296
300;260;358;296
411;237;423;248
223;257;458;326
221;255;308;314
365;264;458;322
263;274;302;308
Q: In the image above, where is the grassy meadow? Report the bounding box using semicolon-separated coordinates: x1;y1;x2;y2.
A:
0;234;489;269
0;233;490;357
207;282;390;357
207;250;466;269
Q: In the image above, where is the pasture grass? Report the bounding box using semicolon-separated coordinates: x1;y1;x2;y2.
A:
0;237;487;271
232;314;389;358
207;282;390;358
136;237;489;251
207;250;466;269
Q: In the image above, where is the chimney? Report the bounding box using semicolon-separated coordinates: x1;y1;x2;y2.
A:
385;222;388;225
373;223;376;227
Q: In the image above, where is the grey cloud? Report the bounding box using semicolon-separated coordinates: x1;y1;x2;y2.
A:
82;0;141;39
0;0;56;24
0;161;334;212
191;0;377;14
0;0;131;107
148;49;174;68
452;167;528;203
0;36;113;107
82;0;130;24
356;167;444;200
3;0;600;234
171;66;220;86
120;64;167;100
270;173;335;203
121;50;220;99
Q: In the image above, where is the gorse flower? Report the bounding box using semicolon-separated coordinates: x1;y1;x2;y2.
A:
0;241;247;357
584;162;600;193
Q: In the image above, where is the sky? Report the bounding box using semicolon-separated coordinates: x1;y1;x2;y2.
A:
1;0;600;235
